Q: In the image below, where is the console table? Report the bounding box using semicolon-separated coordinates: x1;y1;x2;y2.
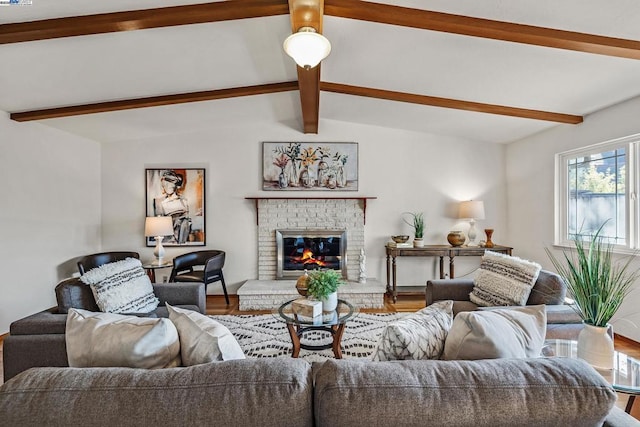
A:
385;244;513;302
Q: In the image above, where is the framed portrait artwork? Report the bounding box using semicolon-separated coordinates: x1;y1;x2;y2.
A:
145;168;205;247
262;142;358;191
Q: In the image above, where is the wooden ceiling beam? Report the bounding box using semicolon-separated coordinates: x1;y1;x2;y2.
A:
324;0;640;61
320;82;583;124
10;81;298;121
0;0;289;44
288;0;324;133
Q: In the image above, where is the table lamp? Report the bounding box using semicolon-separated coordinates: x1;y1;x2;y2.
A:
459;200;485;247
145;216;173;264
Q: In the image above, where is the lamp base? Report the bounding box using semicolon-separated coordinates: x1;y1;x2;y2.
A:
467;219;479;246
153;236;165;263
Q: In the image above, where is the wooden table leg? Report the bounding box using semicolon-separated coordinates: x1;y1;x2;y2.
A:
625;395;636;413
449;255;455;279
392;255;398;303
332;324;346;359
438;256;444;279
386;253;391;295
286;323;301;358
146;268;156;282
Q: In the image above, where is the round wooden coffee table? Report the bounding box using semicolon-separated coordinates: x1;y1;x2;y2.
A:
544;339;640;413
275;298;357;358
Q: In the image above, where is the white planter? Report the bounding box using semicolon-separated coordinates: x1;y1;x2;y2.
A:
413;238;424;248
322;292;338;312
577;323;614;370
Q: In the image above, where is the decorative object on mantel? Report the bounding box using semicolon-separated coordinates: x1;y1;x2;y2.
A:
307;269;344;312
447;231;465;247
484;229;495;248
146;168;206;247
296;270;309;296
262;142;358;191
459;200;485;247
359;249;366;284
546;223;640;370
403;212;425;248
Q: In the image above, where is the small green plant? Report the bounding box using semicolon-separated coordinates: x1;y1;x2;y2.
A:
403;212;425;239
545;223;640;327
306;269;344;299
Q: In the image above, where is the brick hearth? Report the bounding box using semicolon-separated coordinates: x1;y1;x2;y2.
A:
238;279;385;310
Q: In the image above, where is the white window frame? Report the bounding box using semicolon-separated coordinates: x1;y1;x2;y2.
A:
555;133;640;252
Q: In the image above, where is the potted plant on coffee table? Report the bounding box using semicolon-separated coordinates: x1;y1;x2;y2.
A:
403;212;425;247
307;269;344;312
545;223;640;370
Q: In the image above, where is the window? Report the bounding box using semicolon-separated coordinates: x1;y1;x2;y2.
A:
556;134;639;250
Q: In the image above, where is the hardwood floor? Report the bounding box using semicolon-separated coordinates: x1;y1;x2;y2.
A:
1;293;639;418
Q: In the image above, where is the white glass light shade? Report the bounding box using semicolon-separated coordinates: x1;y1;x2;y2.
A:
283;27;331;69
458;200;486;220
144;216;173;237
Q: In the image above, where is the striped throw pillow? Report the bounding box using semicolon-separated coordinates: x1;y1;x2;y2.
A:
470;251;541;307
81;258;159;313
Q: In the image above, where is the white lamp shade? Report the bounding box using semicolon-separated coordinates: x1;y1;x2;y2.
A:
145;216;173;237
459;200;485;220
283;28;331;69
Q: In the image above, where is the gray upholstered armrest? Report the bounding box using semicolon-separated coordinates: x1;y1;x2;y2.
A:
153;282;206;313
426;279;474;305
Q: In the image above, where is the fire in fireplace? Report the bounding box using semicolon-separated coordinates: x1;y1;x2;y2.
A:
275;229;347;279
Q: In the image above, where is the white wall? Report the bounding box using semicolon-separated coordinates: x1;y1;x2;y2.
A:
0;113;101;334
506;95;640;341
101;119;508;295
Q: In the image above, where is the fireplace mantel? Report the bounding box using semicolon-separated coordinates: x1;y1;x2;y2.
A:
245;196;377;225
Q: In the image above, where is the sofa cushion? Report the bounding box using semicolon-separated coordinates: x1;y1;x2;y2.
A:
470;251;542;307
0;359;314;427
55;278;100;313
526;270;567;305
65;308;180;369
372;300;453;361
312;358;616;426
443;305;546;360
167;304;245;365
80;258;159;314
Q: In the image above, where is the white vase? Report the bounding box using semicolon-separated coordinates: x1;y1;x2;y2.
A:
413;238;424;248
577;323;614;370
322;292;338;312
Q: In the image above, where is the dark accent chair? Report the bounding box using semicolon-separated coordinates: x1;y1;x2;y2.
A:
77;251;140;275
169;250;229;305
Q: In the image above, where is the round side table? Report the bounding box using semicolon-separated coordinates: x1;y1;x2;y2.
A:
142;261;173;282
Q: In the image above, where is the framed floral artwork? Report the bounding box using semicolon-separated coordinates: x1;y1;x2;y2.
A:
145;168;205;246
262;142;358;191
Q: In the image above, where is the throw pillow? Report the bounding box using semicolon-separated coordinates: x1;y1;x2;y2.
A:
442;304;547;360
167;304;245;364
372;300;454;361
469;251;542;307
80;257;159;313
65;308;180;368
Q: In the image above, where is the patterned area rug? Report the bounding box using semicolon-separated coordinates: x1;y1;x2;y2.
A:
210;312;408;362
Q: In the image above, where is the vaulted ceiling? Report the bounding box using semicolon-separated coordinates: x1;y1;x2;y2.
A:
1;0;640;144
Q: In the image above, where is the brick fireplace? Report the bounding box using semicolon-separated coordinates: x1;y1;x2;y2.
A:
238;196;384;310
255;198;365;281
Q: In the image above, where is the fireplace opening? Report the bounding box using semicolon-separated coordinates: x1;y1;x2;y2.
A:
276;229;347;279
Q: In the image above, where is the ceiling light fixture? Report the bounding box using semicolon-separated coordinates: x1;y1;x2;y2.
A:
283;26;331;70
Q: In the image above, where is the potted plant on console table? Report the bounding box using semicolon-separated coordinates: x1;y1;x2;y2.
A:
403;212;425;247
546;223;640;370
307;269;344;312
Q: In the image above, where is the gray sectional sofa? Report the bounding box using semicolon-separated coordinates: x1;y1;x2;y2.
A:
427;269;585;339
0;357;637;426
2;278;205;381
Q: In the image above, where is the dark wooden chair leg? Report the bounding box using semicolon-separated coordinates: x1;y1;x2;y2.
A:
220;273;230;305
